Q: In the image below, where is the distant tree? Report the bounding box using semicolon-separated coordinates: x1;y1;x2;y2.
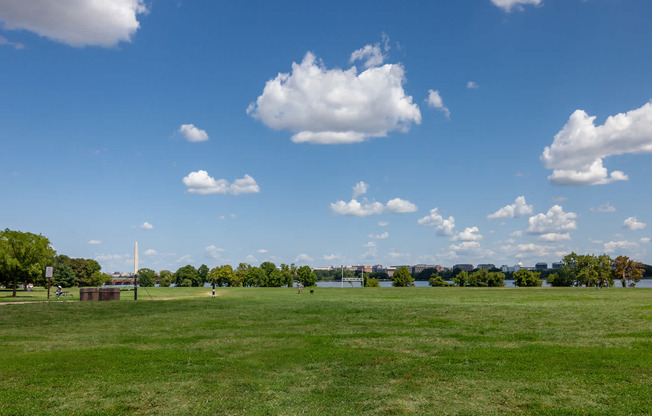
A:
429;274;451;287
547;271;573;287
368;271;389;281
52;255;78;288
416;268;440;281
467;269;505;287
366;277;380;287
0;229;56;297
280;264;294;287
159;275;172;287
197;264;210;285
69;258;102;287
174;265;200;287
209;265;233;287
513;269;542;287
297;265;317;287
392;266;414;287
159;270;172;281
562;253;612;287
235;263;251;287
137;268;157;287
613;255;645;287
245;267;267;287
452;270;468;287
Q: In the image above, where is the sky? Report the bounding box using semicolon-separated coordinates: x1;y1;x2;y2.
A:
1;0;652;273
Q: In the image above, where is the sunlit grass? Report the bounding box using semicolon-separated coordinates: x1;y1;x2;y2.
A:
1;287;651;415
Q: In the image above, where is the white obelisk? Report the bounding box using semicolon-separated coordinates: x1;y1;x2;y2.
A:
134;242;139;275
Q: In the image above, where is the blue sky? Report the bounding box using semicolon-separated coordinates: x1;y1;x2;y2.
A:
1;0;651;272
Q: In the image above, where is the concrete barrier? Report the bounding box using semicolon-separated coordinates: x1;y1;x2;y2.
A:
80;288;99;301
99;287;120;301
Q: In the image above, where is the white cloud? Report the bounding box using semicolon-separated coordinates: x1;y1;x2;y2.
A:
467;81;479;89
527;205;577;234
0;0;147;47
379;221;390;227
179;124;209;142
176;254;193;264
294;253;313;263
205;245;225;260
369;231;389;240
591;202;616;213
510;230;523;238
453;227;483;242
362;241;378;259
143;249;158;256
323;254;340;261
183;171;260;195
487;196;533;220
257;249;268;254
330;199;384;216
352;181;369;198
0;34;23;49
623;217;646;231
134;222;153;230
426;89;450;119
641;237;651;244
541;102;652;186
88;240;101;245
247;51;421;144
491;0;542;12
603;240;639;253
448;241;494;259
350;44;385;68
538;233;571;242
417;208;455;236
384;198;418;213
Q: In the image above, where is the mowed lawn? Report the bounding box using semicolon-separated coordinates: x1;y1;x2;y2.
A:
1;287;651;415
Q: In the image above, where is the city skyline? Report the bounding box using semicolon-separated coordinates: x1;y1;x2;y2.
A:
1;0;651;272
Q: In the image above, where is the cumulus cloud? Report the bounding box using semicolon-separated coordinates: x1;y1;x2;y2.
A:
294;253;314;263
591;202;616;213
467;81;479;89
247;51;421;144
144;249;158;256
323;254;340;261
541;102;652;186
379;221;390;227
417;208;455;236
426;89;450;119
604;240;639;253
538;233;571;242
0;0;147;47
623;217;646;231
350;44;385;68
179;124;209;142
257;249;268;254
183;171;260;195
88;240;102;245
641;237;651;244
330;199;384;216
205;245;225;260
487;196;533;220
527;205;577;234
362;241;378;259
384;198;418;213
448;241;494;259
352;181;369;198
491;0;542;12
453;227;483;242
369;231;389;240
134;222;153;230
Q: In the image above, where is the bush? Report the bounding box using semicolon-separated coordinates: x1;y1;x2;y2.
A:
365;278;380;287
392;267;414;287
429;274;451;287
513;270;542;287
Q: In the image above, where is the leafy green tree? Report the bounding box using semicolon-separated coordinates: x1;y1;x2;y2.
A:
174;265;200;287
245;266;267;287
613;255;645;287
137;268;157;287
546;271;573;287
452;270;468;287
365;277;380;287
52;255;78;288
0;229;56;297
280;264;294;287
416;268;440;281
159;275;172;287
513;269;542;287
159;270;172;281
562;253;612;287
467;269;505;287
209;265;234;287
429;274;451;287
69;258;102;287
197;264;209;286
392;266;414;287
235;263;251;287
297;265;317;287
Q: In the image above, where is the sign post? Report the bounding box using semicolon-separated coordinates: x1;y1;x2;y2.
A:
45;267;53;300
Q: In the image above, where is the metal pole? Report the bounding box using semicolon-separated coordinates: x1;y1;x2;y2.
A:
341;265;343;288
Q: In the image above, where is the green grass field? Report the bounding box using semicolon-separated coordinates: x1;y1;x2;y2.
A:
1;287;651;415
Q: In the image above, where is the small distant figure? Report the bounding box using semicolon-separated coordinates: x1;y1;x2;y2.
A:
27;283;33;292
56;285;63;300
297;282;303;294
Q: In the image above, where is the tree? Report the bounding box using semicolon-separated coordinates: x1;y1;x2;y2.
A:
245;267;267;287
159;275;172;287
297;265;317;287
513;269;542;287
547;271;574;287
137;268;157;287
429;274;451;287
280;264;294;287
467;268;505;287
452;270;468;287
392;266;414;287
209;265;234;287
0;229;56;297
52;255;78;288
197;264;209;286
613;255;645;287
69;258;102;287
561;253;612;287
365;277;380;287
174;265;200;287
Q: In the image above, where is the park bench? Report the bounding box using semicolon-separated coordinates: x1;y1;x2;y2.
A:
58;291;74;300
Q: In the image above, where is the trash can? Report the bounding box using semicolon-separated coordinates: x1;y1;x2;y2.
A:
80;288;99;301
99;287;120;301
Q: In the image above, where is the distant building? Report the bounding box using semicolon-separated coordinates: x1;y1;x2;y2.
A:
412;264;442;274
476;264;496;270
535;262;548;271
551;262;563;269
453;264;474;272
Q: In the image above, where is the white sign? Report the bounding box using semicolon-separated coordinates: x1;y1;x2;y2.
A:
45;267;53;278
